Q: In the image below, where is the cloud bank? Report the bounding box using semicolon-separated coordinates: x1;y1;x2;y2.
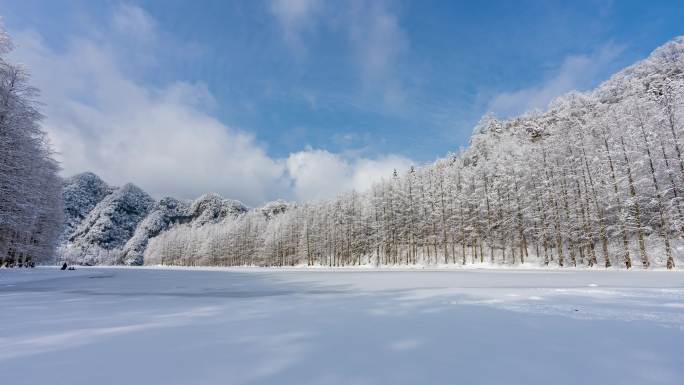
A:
286;150;412;201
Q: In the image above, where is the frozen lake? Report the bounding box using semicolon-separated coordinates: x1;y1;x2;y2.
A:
1;267;683;385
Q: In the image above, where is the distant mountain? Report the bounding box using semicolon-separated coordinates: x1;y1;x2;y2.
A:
60;179;156;265
120;193;248;265
58;175;252;265
61;172;114;243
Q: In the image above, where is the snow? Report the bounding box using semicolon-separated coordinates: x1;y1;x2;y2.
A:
120;197;192;265
1;267;683;385
188;193;249;226
61;183;156;265
58;177;253;266
61;172;113;242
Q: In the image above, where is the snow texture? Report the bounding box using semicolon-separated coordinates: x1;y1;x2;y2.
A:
188;193;249;226
119;195;248;265
0;267;682;385
61;183;156;265
61;172;114;242
58;179;252;265
120;197;191;265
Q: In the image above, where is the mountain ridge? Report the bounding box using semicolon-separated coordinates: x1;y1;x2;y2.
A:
58;173;256;265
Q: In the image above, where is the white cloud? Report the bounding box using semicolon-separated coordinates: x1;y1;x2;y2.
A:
488;43;625;118
269;0;319;52
12;30;287;206
286;150;352;201
9;4;412;206
286;149;412;201
111;3;156;44
351;154;412;191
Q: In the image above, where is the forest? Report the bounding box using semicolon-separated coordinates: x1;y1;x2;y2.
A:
0;28;62;266
144;38;684;269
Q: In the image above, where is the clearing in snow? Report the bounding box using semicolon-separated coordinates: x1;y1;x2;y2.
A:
1;267;683;385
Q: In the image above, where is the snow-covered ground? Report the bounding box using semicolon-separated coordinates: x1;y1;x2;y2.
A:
1;267;683;385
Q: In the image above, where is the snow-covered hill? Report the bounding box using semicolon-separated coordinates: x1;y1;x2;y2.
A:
58;175;252;265
120;194;249;265
61;172;114;243
60;181;156;265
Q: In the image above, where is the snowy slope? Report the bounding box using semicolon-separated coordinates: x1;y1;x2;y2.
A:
58;175;251;265
61;172;114;242
188;193;249;226
60;183;156;264
120;195;248;265
0;267;682;385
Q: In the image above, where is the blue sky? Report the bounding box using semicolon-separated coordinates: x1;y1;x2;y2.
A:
1;0;683;205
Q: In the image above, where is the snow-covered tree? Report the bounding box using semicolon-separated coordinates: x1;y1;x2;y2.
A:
0;26;62;266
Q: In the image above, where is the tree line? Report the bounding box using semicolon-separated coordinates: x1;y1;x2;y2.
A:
145;39;684;269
